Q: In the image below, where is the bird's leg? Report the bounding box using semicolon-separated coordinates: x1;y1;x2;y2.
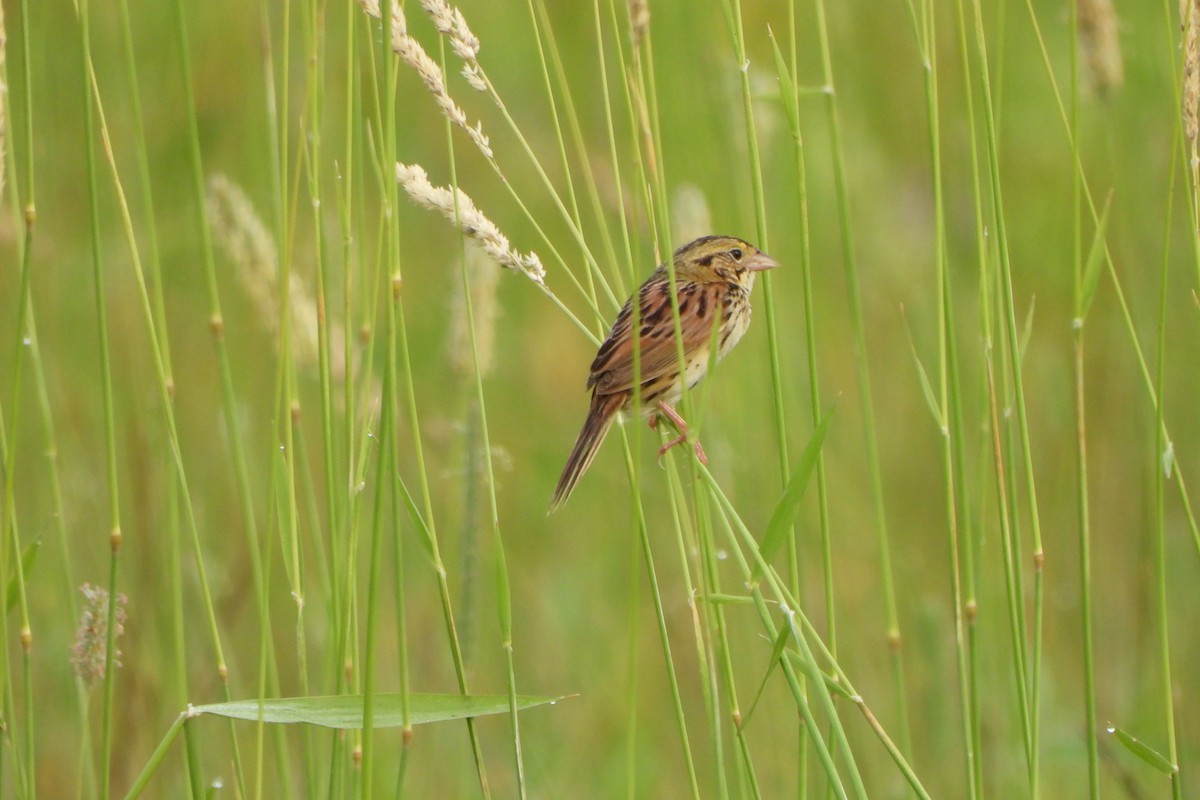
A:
651;401;708;465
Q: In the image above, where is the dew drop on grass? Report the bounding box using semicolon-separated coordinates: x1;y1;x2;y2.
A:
22;337;31;346
716;549;728;561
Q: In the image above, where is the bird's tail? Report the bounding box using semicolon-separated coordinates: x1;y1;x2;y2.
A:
549;393;623;511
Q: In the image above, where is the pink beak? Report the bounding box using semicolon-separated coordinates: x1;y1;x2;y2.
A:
746;251;779;272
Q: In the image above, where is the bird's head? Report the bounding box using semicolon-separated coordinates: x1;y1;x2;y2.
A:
671;235;778;288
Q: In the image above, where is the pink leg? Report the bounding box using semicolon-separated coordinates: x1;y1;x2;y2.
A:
651;402;708;465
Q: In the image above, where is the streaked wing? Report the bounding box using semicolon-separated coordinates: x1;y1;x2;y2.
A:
588;278;720;395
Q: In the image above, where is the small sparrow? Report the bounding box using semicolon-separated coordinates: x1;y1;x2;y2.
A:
550;235;777;509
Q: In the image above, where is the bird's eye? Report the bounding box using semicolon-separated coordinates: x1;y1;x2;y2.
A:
730;248;744;261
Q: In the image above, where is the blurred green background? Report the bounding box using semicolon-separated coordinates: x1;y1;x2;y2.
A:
1;0;1197;797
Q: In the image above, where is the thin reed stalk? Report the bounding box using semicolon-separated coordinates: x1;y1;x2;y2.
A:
1153;127;1184;800
77;4;120;796
1068;0;1101;794
437;27;528;794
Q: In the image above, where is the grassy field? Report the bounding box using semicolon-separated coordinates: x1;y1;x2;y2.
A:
1;0;1197;797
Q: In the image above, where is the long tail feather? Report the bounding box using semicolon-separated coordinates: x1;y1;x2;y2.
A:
549;393;624;511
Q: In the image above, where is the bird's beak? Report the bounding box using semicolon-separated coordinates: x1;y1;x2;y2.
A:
746;251;779;272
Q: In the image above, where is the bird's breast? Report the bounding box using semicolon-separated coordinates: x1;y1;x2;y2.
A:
683;344;713;390
716;294;751;360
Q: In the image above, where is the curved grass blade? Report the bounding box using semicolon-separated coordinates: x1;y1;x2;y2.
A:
1078;192;1114;321
126;695;565;799
754;406;835;579
1105;722;1178;775
739;622;792;730
190;692;565;729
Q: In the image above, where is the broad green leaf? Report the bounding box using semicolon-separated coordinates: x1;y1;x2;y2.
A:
190;692;564;729
1106;723;1178;775
6;537;40;612
755;407;835;578
1078;193;1114;321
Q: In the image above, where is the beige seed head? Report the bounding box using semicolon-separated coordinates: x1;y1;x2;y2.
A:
206;174;323;368
357;0;492;156
71;584;129;688
396;162;545;285
420;0;455;34
1078;0;1123;96
0;1;7;199
629;0;649;47
418;0;485;92
448;244;500;378
1184;0;1200;144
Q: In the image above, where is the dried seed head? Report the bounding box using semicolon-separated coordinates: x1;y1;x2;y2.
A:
357;0;407;42
358;0;492;155
461;64;487;93
418;0;481;66
1184;0;1200;144
71;584;129;688
448;245;501;377
206;174;322;368
629;0;649;47
450;9;481;60
414;0;486;91
396;162;545;285
420;0;455;34
1078;0;1123;96
425;1;478;54
0;1;7;200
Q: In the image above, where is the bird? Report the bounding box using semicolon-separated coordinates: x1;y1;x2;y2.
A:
550;235;778;510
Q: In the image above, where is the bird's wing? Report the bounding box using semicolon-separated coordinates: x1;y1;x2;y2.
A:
588;278;720;396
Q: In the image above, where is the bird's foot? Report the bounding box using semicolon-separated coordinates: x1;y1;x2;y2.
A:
651;402;708;465
656;435;708;465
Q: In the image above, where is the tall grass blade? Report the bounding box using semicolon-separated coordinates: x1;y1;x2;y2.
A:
1106;723;1179;775
1078;193;1113;320
191;693;565;728
755;407;835;575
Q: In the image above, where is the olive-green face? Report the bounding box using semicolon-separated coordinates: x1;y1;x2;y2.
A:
671;235;776;284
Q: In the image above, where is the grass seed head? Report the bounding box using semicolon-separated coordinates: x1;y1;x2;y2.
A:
396;162;546;285
1184;0;1200;144
71;584;128;688
0;1;7;200
359;0;492;154
206;174;324;368
629;0;649;47
1078;0;1123;96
